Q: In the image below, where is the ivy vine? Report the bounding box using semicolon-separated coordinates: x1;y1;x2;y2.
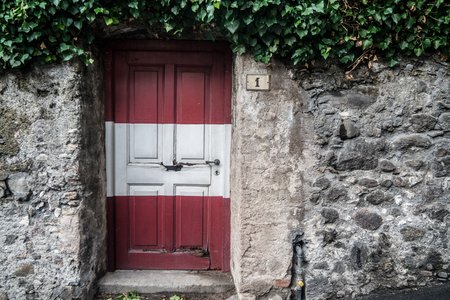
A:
0;0;449;70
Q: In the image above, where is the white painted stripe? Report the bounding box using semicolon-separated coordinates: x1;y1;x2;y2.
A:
105;121;114;197
106;123;231;197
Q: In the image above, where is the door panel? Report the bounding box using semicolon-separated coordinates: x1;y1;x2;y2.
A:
176;124;207;162
130;196;158;248
106;42;231;271
130;124;160;162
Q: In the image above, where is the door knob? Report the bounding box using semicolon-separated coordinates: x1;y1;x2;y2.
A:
206;159;220;166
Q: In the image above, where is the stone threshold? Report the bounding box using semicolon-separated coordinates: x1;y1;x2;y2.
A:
98;270;235;295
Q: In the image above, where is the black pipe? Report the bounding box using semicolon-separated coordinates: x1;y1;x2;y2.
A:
289;234;306;300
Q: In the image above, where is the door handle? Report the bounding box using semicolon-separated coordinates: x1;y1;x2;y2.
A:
206;159;220;166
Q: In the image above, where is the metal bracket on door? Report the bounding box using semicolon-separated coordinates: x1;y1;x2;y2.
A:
160;159;220;171
177;159;220;166
160;162;183;171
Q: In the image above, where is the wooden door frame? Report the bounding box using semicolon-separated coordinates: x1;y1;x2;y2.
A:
104;40;232;271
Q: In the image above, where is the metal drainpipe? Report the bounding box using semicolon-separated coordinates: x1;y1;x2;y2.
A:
289;234;306;300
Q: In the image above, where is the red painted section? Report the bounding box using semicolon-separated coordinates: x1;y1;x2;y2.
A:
130;196;158;247
130;67;162;123
176;69;207;125
114;195;228;270
106;196;116;271
222;198;231;272
108;43;231;125
175;195;207;248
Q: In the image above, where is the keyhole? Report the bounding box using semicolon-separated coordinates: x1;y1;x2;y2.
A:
255;77;260;87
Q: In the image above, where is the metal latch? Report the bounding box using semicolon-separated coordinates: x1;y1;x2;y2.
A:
160;159;220;171
160;162;183;171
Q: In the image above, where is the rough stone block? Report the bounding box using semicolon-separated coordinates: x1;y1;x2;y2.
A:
326;187;347;201
379;160;396;172
392;134;432;150
313;177;331;190
409;114;438;132
335;139;379;171
353;209;383;230
400;226;426;241
7;172;31;201
338;119;360;140
14;264;34;277
358;178;379;188
321;208;339;223
365;190;393;205
438;113;450;131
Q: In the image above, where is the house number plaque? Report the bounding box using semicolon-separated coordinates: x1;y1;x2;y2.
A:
246;74;270;91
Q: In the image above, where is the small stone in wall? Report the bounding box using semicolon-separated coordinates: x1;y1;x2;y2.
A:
438;112;450;131
4;234;17;245
309;193;321;204
379;160;396;172
393;177;407;187
338;119;360;140
392;134;432;150
326;187;347;201
14;264;34;277
64;191;78;200
7;172;31;201
313;177;331;190
321;208;339;223
380;179;393;188
365;190;392;205
432;149;450;177
335;139;379;171
323;229;338;244
333;262;345;273
353;208;383;230
313;261;330;270
358;178;378;188
409;114;438;132
420;270;433;277
424;183;444;201
346;93;377;109
405;160;424;170
400;226;426;241
428;208;449;222
350;242;368;269
336;291;346;298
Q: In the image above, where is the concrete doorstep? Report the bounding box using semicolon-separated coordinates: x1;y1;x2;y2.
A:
97;270;235;296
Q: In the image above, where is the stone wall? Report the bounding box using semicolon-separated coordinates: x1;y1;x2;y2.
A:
300;60;450;299
0;50;448;300
0;62;106;299
231;56;311;299
231;55;449;299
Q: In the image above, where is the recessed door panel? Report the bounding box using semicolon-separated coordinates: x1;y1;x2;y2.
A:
130;124;160;161
130;196;158;248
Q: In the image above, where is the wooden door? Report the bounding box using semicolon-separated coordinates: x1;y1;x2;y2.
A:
105;41;231;270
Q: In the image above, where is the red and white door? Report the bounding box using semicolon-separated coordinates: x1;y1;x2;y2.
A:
105;41;231;270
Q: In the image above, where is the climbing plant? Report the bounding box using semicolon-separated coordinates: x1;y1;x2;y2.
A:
0;0;449;70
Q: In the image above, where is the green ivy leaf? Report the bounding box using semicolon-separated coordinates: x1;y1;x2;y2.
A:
225;19;240;34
